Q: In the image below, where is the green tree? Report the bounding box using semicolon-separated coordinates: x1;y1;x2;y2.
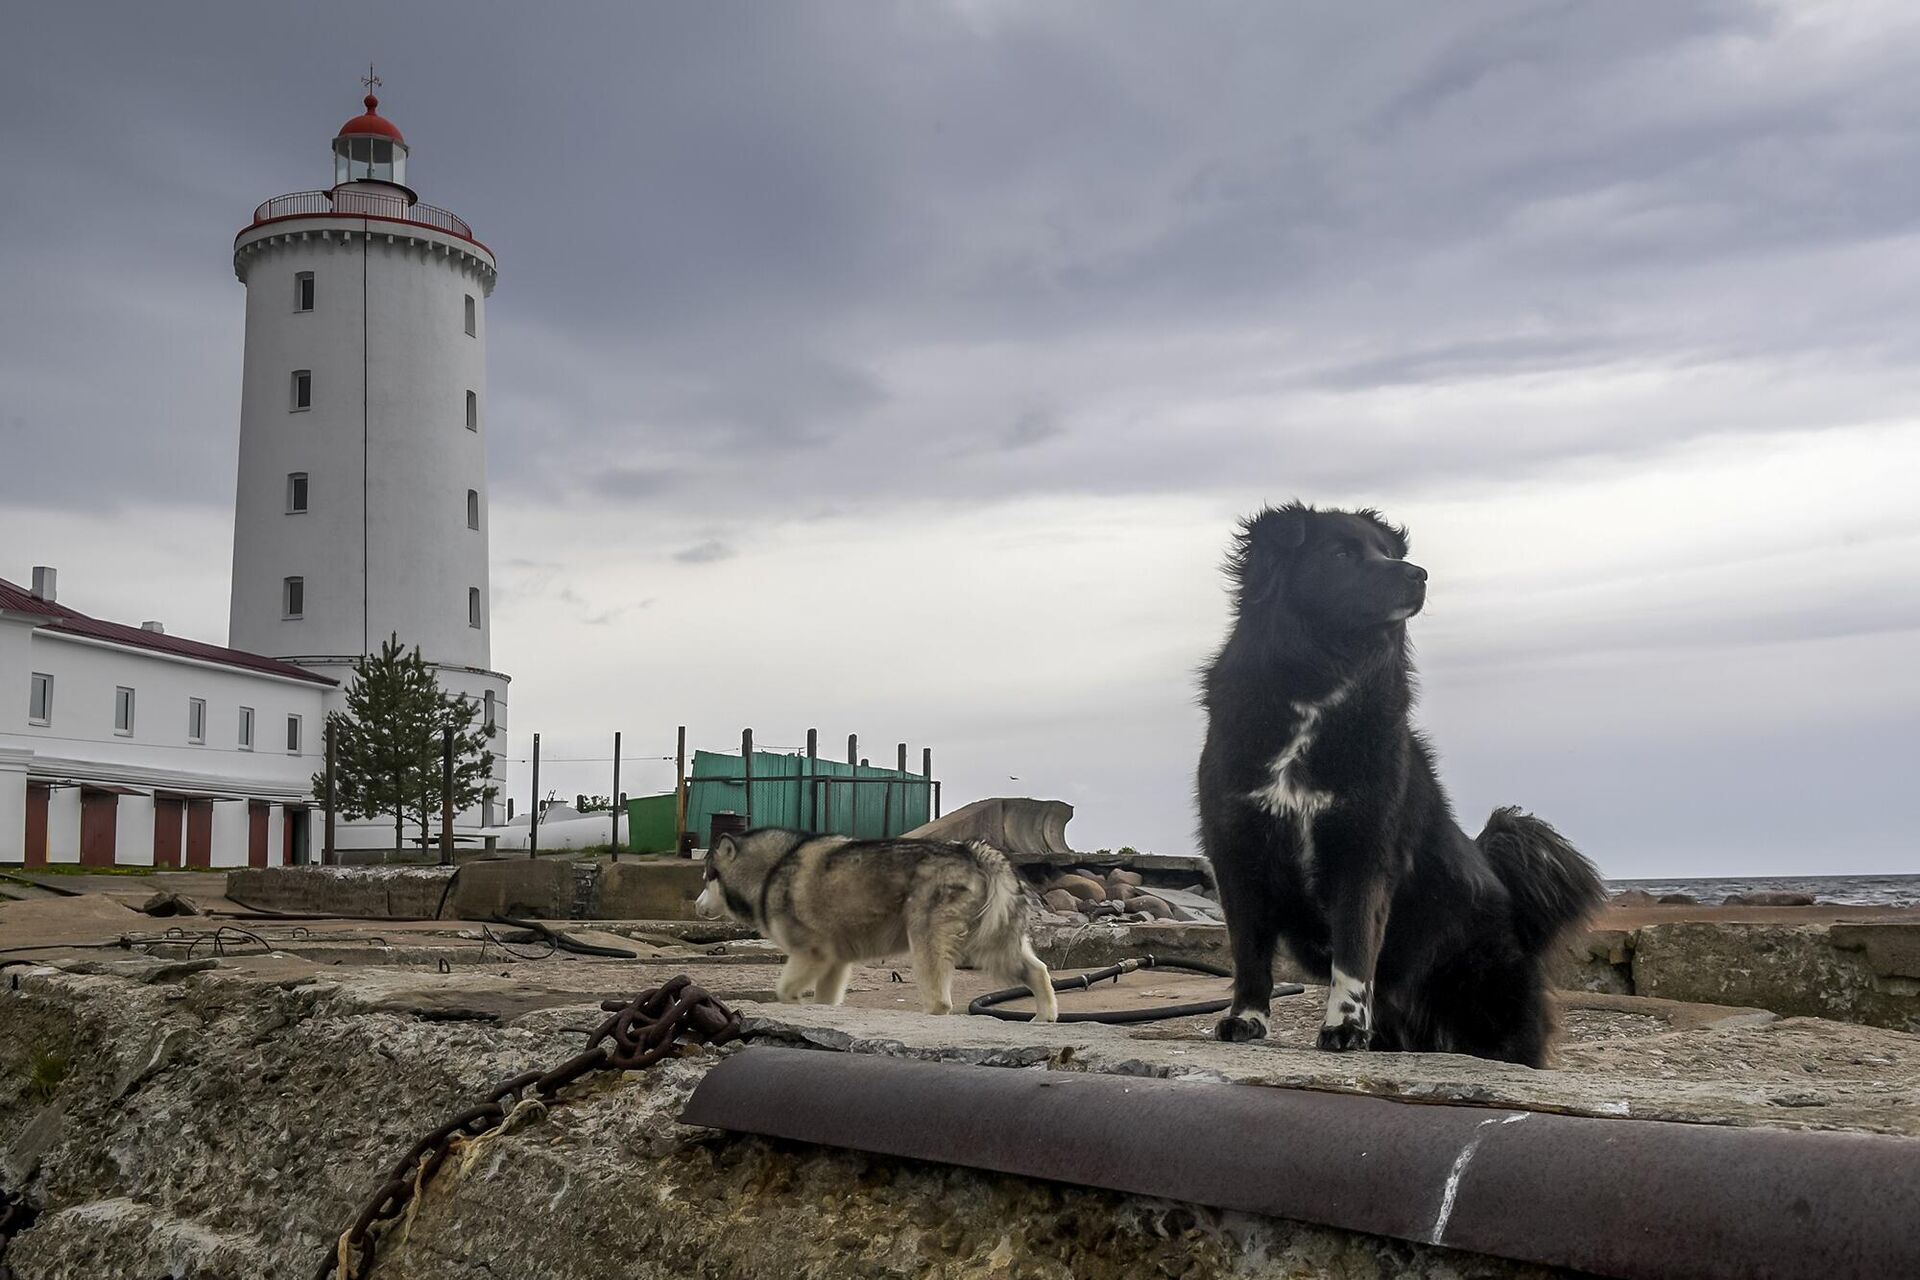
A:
314;634;497;852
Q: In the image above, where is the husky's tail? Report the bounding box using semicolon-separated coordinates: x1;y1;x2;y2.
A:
1476;807;1606;955
964;840;1032;969
963;839;1058;1022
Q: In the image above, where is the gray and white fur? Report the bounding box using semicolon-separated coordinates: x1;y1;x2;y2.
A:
693;827;1059;1022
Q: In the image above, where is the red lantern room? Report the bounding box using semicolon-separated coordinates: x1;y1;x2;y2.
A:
332;91;413;199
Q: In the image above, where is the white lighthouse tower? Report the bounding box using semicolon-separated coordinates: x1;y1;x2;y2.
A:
229;80;508;839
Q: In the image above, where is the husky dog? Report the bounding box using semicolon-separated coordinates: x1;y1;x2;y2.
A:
693;827;1059;1022
1198;503;1606;1066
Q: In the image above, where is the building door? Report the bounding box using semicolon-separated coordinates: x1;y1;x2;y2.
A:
248;801;270;868
284;807;310;865
186;801;214;868
80;790;118;867
153;798;186;869
24;784;50;868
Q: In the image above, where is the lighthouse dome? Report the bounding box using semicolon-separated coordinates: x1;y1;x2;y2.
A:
337;93;405;143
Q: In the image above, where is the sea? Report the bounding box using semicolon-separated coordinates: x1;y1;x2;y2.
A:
1606;874;1920;908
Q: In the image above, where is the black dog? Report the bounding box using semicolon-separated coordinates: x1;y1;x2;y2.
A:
1196;503;1604;1066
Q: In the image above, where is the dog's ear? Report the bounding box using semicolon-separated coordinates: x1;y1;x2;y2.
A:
1356;508;1410;558
712;834;736;863
1227;503;1309;602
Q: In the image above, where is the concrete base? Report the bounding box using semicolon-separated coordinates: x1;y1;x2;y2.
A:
593;858;704;920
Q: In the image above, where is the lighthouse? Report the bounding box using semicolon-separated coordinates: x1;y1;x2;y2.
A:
228;81;509;837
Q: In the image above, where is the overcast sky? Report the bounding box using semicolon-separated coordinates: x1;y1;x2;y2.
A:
4;2;1918;876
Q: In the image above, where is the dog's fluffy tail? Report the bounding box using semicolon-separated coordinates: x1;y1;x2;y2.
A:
963;842;1034;969
1476;807;1606;955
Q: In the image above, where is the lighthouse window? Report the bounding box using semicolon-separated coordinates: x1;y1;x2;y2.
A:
465;391;478;431
468;587;482;629
239;707;255;751
286;715;303;755
287;473;309;514
283;576;305;619
188;698;206;745
464;295;476;336
29;672;53;726
467;489;480;529
296;272;315;312
292;370;312;412
115;687;136;736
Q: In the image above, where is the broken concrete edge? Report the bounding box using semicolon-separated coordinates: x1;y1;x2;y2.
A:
684;1045;1920;1280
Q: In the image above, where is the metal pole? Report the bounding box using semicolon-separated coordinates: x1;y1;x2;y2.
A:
742;728;754;828
323;719;337;865
923;747;933;829
934;780;942;820
847;734;858;836
439;727;454;866
806;728;819;831
675;725;688;856
529;732;541;859
611;731;622;858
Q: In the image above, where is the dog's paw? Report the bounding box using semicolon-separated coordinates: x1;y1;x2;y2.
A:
1216;1012;1269;1043
1316;1022;1373;1052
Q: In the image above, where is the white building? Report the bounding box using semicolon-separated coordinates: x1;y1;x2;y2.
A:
2;568;334;866
229;88;510;845
2;87;511;864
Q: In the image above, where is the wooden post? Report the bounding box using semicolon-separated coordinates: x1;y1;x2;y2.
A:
323;718;337;865
847;734;858;836
439;727;454;866
611;731;622;859
742;728;754;827
529;732;541;859
806;728;819;831
674;725;688;856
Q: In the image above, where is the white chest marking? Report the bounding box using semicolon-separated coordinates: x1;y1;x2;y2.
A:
1248;688;1347;821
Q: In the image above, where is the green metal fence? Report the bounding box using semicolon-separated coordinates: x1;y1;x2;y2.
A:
623;792;680;854
685;750;932;843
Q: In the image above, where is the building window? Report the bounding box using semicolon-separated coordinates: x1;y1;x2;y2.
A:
28;672;53;726
483;690;496;736
296;272;315;312
292;370;312;411
188;697;206;744
465;390;478;431
115;686;136;736
287;472;309;513
283;576;304;618
466;489;480;530
464;294;476;336
286;715;302;755
468;587;482;629
239;706;255;751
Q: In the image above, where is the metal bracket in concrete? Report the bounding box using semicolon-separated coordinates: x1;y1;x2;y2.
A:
682;1046;1920;1280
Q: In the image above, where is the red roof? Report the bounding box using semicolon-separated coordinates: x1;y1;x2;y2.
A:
0;576;335;687
337;93;405;144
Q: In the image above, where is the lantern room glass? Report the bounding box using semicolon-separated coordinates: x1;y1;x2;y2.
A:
334;135;408;187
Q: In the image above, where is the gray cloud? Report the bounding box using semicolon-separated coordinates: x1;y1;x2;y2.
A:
672;540;736;565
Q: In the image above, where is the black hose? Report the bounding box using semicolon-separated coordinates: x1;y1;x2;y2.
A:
490;914;637;959
967;955;1304;1024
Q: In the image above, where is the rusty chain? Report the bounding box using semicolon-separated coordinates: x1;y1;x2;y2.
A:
316;975;744;1280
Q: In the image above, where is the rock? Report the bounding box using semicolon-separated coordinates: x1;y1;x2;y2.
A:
1724;891;1816;907
1129;896;1173;920
1150;887;1226;923
1611;889;1660;906
1042;889;1079;914
1658;893;1698;905
139;891;202;917
1107;882;1140;901
1049;875;1107;903
1107;869;1144;887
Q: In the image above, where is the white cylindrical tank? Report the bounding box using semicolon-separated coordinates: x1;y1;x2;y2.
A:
229;91;510;842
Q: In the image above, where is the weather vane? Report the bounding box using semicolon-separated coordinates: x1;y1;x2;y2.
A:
360;63;382;95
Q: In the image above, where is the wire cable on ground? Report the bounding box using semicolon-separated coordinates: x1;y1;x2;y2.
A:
967;955;1303;1024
